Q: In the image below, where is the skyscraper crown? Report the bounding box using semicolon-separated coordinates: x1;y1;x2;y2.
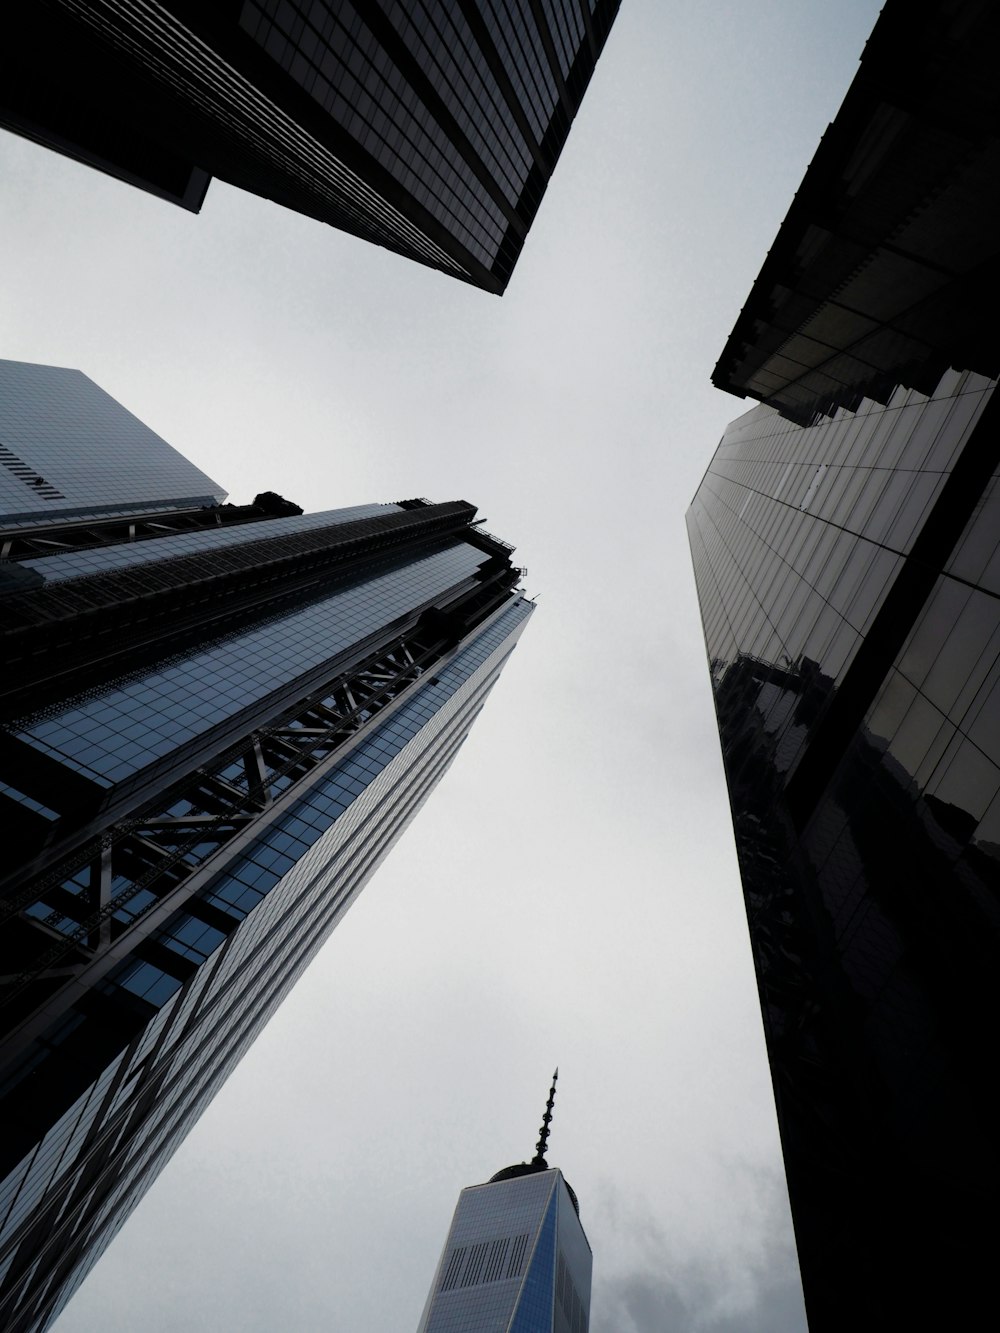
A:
487;1068;580;1215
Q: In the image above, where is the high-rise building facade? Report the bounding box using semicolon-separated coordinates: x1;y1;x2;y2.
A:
0;359;224;530
417;1073;591;1332
688;371;1000;1328
0;359;534;1333
689;3;1000;1328
2;0;622;293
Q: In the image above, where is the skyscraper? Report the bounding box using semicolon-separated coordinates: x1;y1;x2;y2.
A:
0;358;534;1333
688;3;1000;1328
2;0;623;293
417;1072;590;1333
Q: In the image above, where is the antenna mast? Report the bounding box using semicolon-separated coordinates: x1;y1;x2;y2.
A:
531;1068;559;1167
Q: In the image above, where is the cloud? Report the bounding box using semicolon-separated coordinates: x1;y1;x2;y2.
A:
591;1167;807;1333
595;1262;806;1333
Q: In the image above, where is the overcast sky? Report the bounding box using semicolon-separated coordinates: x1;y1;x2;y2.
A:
1;3;884;1329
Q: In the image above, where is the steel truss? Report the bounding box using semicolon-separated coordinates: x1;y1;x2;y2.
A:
0;503;253;563
0;609;485;1027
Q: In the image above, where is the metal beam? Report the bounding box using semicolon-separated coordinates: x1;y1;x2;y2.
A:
3;627;448;1002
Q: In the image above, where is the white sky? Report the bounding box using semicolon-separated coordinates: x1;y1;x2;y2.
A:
1;3;883;1329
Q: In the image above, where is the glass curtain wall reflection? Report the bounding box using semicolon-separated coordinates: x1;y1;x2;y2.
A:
688;370;1000;1329
0;362;534;1332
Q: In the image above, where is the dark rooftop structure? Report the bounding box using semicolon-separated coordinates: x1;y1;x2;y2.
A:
713;0;1000;422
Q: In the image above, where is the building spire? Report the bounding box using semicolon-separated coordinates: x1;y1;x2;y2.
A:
531;1068;559;1167
486;1067;579;1213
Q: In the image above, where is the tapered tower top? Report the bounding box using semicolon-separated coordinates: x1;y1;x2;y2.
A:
417;1067;591;1331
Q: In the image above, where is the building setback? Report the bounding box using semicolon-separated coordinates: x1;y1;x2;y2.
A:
0;359;534;1332
689;3;1000;1328
1;0;622;294
417;1072;590;1332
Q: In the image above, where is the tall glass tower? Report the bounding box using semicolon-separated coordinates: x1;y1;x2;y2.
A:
0;358;534;1333
1;1;623;293
417;1072;591;1333
688;3;1000;1328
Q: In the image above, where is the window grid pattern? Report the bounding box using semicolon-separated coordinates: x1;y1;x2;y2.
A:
815;455;1000;958
0;442;65;504
0;359;225;526
242;0;508;266
688;371;994;787
541;0;582;78
481;0;558;140
379;0;532;205
14;541;486;786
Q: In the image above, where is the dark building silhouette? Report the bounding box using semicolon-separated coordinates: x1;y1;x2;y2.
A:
692;369;1000;1333
1;0;622;293
0;359;534;1332
690;2;1000;1327
417;1071;591;1332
